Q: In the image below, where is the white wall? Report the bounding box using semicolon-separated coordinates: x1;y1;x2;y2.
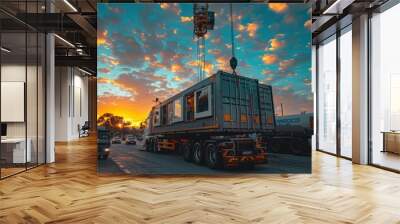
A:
54;67;89;141
1;63;46;164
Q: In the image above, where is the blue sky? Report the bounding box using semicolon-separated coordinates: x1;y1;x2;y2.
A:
97;3;312;126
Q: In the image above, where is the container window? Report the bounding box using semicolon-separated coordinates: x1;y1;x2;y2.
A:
197;88;209;113
167;102;174;124
186;93;194;121
161;104;168;125
173;98;183;122
195;85;212;119
153;107;160;126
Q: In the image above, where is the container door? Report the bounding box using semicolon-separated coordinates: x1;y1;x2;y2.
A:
259;85;275;130
221;74;259;130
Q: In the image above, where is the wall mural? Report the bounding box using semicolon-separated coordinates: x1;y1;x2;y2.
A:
97;3;312;175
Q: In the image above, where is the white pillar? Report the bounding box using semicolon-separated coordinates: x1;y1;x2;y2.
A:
46;33;55;163
46;1;55;163
352;14;369;164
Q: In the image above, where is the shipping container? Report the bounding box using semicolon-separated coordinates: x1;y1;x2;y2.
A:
148;71;275;136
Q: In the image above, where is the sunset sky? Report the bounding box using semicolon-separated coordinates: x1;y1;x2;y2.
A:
98;3;312;127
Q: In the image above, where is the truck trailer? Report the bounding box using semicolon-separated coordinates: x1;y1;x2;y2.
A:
144;71;276;169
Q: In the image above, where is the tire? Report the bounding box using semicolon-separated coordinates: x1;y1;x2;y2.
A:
205;143;222;169
192;142;203;164
153;138;159;153
183;143;193;162
145;140;151;152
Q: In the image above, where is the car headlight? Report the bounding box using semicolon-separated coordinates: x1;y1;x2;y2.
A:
105;148;110;152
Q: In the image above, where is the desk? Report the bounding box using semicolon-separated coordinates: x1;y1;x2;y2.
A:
1;138;31;163
382;131;400;154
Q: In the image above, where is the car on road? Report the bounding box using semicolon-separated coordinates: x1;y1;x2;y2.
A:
98;127;111;160
136;136;143;141
112;136;122;144
125;136;136;145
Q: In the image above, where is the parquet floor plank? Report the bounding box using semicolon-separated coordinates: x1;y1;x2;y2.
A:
0;136;399;223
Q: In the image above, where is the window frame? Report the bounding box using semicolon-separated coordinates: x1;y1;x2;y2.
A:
194;85;212;119
153;106;161;127
172;97;183;123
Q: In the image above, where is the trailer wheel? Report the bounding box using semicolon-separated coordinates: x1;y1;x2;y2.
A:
153;138;159;153
192;142;203;164
145;139;151;152
183;143;193;162
148;138;155;152
205;143;222;169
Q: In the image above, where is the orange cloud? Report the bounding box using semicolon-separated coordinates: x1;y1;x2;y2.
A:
208;49;221;55
304;19;312;30
237;23;258;38
159;3;181;15
268;38;285;51
173;76;182;81
262;54;278;65
247;23;258;38
180;16;193;23
237;24;246;32
110;59;120;66
171;64;183;73
97;30;109;46
187;60;199;67
160;3;169;9
216;57;225;65
268;3;288;13
204;63;213;76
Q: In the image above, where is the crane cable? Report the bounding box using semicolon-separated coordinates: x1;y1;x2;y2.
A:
229;3;238;75
230;3;235;58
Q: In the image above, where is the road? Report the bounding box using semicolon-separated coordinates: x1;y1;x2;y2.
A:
99;141;311;175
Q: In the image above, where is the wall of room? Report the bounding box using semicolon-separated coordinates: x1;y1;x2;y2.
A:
1;63;45;164
54;67;89;141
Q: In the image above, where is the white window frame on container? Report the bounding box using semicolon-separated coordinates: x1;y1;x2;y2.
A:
173;97;183;123
153;106;160;126
194;85;212;119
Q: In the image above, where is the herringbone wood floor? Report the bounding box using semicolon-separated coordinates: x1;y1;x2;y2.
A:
1;136;400;224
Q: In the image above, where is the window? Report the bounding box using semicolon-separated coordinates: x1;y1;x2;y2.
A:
370;4;400;171
317;35;337;154
167;102;173;124
153;107;160;126
186;93;194;121
339;27;352;158
161;104;168;125
195;85;212;119
173;98;183;122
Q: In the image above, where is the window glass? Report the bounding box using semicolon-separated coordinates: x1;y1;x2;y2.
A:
153;108;160;126
168;102;173;124
173;98;182;122
340;28;352;158
371;4;400;171
186;93;194;121
196;87;209;113
317;36;337;154
161;105;167;125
